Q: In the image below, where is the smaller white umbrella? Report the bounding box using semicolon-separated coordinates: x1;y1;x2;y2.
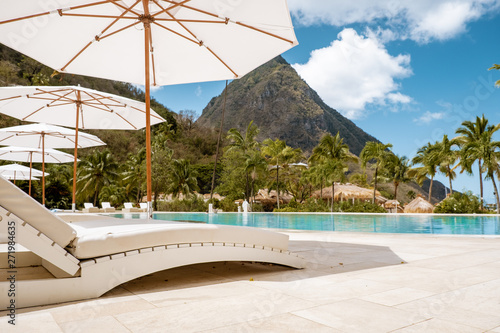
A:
0;163;46;184
1;174;39;181
0;123;105;205
0;146;76;196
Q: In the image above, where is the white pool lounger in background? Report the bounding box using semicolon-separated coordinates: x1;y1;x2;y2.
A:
0;176;304;308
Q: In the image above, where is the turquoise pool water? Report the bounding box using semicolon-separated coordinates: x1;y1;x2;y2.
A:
111;212;500;235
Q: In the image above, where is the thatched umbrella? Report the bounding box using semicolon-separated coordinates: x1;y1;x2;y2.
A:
313;184;387;204
404;196;434;213
384;200;402;213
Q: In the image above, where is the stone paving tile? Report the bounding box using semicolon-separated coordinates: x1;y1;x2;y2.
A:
114;290;316;332
392;318;483;332
410;251;500;271
292;298;425;332
202;313;340;333
396;295;500;330
59;316;131;333
0;312;62;333
134;280;264;308
359;287;436;307
49;295;156;324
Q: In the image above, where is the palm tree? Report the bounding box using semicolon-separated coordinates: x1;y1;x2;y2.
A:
410;142;439;202
432;135;459;194
456;115;500;208
122;148;146;203
99;184;126;207
360;141;393;203
226;121;260;200
262;139;302;209
77;149;119;206
309;133;357;209
244;150;268;210
384;154;411;201
481;135;500;214
167;159;199;199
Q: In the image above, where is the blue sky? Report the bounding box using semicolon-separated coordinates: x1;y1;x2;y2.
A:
150;0;500;202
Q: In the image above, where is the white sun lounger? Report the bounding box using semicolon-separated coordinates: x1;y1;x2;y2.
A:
83;202;101;213
139;202;148;212
101;202;116;213
0;176;304;308
122;202;141;213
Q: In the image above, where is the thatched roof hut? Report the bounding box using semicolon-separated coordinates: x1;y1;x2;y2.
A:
312;183;387;204
384;200;400;209
404;196;434;213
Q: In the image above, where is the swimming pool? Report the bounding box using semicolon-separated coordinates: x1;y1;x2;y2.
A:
110;212;500;235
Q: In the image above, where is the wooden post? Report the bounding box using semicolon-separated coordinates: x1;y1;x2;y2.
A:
42;133;45;206
29;152;33;196
143;0;153;218
72;91;81;212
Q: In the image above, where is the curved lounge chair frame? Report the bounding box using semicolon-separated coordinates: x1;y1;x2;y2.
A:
0;176;304;309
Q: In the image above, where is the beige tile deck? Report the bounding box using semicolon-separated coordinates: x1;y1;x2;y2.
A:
2;231;500;332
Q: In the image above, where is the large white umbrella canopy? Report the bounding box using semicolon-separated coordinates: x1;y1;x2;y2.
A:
0;86;165;130
0;0;298;216
0;123;105;205
0;146;76;196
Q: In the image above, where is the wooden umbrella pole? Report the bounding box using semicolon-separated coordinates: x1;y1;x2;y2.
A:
143;0;153;218
72;92;81;212
29;152;32;196
42;133;45;206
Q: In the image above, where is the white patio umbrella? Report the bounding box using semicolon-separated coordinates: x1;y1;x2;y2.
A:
0;85;165;210
0;0;298;217
0;146;76;196
0;163;46;183
0;123;105;205
1;174;39;181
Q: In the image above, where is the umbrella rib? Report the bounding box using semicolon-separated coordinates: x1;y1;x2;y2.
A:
114;113;138;129
153;0;238;77
234;21;295;45
151;0;192;18
128;105;164;121
0;95;22;102
0;1;110;25
61;1;141;72
151;21;199;45
162;1;295;44
81;90;116;112
61;13;138;20
99;21;141;41
23;89;77;120
148;28;157;86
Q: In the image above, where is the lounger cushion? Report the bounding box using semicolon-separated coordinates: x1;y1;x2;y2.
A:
67;219;289;259
0;175;76;247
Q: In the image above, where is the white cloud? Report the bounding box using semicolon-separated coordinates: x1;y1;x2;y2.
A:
132;84;162;92
288;0;500;43
195;85;202;97
414;111;447;123
292;29;412;119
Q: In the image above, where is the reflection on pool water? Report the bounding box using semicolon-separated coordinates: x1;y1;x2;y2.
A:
110;212;500;235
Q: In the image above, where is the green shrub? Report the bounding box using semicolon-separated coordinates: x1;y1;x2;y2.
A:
157;196;208;212
219;197;238;212
434;191;482;214
273;198;386;213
